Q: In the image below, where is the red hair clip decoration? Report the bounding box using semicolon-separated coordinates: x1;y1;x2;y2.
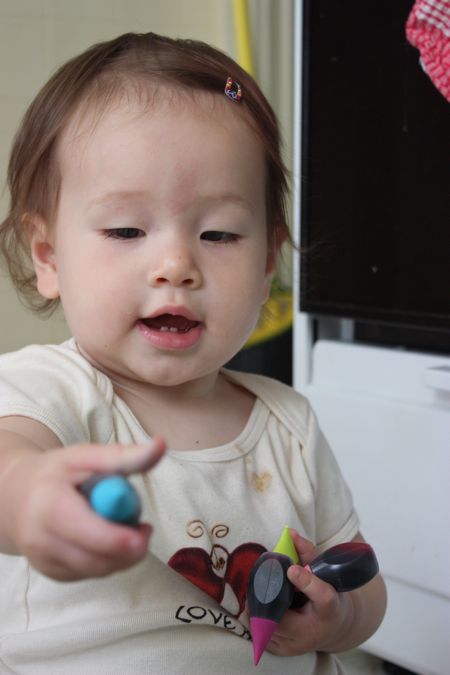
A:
224;76;242;102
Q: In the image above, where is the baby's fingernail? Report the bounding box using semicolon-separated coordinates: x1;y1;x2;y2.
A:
132;443;159;458
289;565;302;582
144;439;165;454
121;444;146;456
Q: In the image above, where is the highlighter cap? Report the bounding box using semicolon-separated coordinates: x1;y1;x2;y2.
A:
272;526;299;564
89;475;141;524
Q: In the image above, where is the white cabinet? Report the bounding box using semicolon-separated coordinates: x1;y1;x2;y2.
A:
292;2;450;671
293;338;450;674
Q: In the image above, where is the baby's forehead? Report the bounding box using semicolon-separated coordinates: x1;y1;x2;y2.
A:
56;82;262;191
60;80;251;151
55;80;266;208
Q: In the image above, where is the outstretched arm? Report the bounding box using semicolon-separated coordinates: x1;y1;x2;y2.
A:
0;415;165;580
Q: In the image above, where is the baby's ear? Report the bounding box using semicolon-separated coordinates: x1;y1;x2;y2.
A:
24;213;60;300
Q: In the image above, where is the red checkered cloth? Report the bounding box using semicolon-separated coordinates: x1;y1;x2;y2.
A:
406;0;450;101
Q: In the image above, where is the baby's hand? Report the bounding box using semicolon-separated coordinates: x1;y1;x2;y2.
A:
265;530;353;657
11;439;165;581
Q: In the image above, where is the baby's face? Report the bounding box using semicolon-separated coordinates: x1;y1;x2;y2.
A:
40;92;272;389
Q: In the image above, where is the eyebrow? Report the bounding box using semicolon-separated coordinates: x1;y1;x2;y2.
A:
88;190;254;213
88;191;148;210
198;193;254;213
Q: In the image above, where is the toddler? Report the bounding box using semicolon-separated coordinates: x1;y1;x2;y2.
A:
0;32;386;674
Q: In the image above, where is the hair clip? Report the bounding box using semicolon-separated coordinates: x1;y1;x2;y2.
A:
224;76;242;102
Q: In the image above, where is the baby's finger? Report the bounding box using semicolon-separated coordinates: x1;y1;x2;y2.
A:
61;437;166;484
40;524;151;580
288;528;318;566
48;490;152;558
287;564;337;608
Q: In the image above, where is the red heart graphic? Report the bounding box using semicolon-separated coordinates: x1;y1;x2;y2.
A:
169;542;266;617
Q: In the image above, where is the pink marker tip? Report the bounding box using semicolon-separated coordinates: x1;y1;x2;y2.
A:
250;617;278;666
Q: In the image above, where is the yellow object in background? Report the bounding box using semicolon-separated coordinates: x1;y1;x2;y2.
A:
246;281;293;348
231;0;293;350
232;0;255;75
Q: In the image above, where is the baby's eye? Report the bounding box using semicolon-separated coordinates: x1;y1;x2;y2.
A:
103;228;145;240
201;231;240;243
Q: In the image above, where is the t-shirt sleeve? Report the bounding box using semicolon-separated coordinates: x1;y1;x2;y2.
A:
0;343;114;447
301;402;360;550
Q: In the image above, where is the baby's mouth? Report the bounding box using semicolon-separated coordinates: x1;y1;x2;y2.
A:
140;314;201;334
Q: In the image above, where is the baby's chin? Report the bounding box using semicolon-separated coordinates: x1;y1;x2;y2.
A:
75;337;230;391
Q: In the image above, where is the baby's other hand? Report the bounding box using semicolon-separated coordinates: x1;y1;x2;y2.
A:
12;438;165;581
265;530;353;657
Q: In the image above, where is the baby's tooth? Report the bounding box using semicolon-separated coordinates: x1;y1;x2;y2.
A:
169;327;178;333
160;326;169;332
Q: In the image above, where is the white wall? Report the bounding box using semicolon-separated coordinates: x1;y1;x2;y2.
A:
0;0;231;353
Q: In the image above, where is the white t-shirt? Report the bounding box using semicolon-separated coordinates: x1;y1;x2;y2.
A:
0;340;359;675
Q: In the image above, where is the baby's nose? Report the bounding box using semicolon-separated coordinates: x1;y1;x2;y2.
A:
147;249;202;289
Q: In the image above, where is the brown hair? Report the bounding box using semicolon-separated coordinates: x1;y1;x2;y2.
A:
0;32;290;314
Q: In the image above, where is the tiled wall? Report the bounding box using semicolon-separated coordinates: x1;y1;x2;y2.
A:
0;0;231;351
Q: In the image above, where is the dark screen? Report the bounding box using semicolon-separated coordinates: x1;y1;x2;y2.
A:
300;0;450;331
